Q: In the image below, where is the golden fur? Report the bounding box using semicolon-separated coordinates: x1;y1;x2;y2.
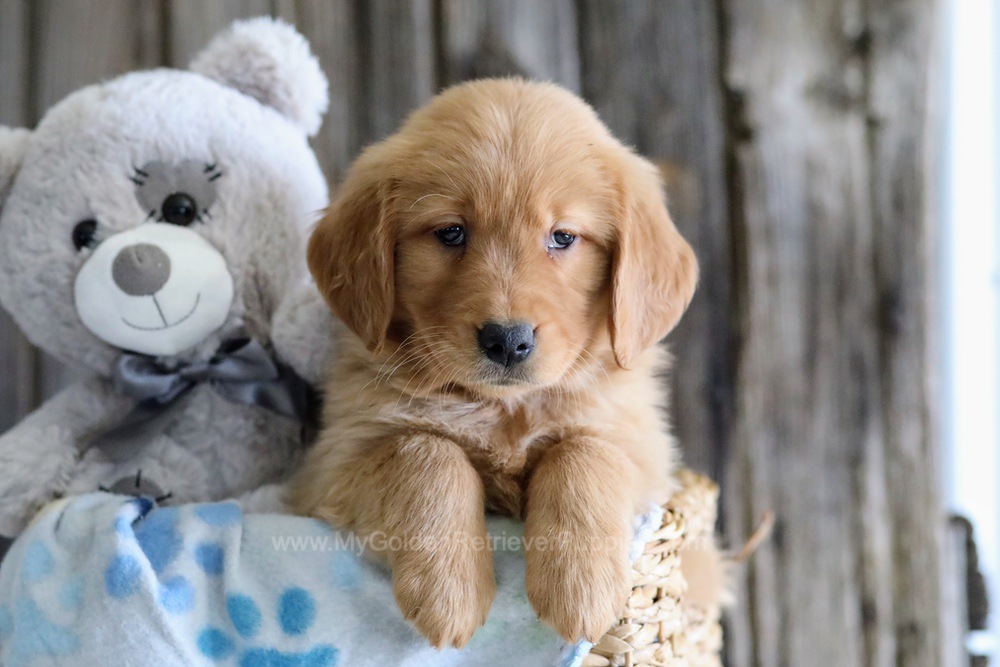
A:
289;79;700;647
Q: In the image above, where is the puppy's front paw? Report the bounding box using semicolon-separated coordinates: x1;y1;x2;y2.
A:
393;542;496;648
525;534;631;642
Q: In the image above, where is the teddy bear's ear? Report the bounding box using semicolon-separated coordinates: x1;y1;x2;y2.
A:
0;127;31;211
190;17;329;137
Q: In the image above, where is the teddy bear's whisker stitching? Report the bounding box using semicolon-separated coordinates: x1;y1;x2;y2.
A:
130;167;150;187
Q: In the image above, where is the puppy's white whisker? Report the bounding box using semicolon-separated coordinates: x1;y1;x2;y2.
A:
430;163;463;194
365;326;450;391
397;339;463;408
579;347;611;389
391;347;449;412
407;193;459;211
405;359;450;411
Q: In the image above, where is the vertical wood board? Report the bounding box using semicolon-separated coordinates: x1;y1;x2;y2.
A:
0;0;38;428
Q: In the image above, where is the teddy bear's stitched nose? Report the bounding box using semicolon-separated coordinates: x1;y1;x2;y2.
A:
112;243;171;296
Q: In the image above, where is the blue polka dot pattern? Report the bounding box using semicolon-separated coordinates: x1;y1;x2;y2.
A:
329;551;361;592
8;595;80;664
134;507;183;574
277;588;315;636
0;604;12;639
113;516;132;535
194;502;242;527
226;594;262;638
104;554;142;599
197;627;235;660
159;576;195;614
196;588;337;667
133;497;154;513
558;641;592;667
240;645;339;667
194;542;225;576
21;541;54;583
58;577;85;611
110;498;152;536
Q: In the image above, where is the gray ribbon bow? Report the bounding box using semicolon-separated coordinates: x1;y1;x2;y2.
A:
88;338;316;464
114;337;314;420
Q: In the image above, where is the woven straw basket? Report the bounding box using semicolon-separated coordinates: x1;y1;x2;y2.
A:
584;470;723;667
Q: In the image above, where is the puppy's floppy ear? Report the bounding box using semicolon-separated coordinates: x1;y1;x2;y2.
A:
307;149;395;354
609;152;698;369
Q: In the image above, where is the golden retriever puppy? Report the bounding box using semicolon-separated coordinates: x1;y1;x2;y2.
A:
290;78;699;648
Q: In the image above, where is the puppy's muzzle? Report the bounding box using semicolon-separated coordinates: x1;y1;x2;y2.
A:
477;321;535;368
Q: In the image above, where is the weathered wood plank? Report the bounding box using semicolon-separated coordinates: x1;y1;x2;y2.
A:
721;0;947;664
578;0;733;488
0;0;30;127
440;0;579;89
0;0;39;428
136;0;169;68
274;0;362;185
362;0;436;142
867;0;949;664
722;0;876;664
166;0;272;67
33;0;151;112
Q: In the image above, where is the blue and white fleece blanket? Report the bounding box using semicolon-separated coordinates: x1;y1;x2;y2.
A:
0;493;661;667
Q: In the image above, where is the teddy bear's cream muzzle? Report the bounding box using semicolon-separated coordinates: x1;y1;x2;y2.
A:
73;224;234;356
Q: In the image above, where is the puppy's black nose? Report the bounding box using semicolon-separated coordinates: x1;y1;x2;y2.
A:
478;321;535;367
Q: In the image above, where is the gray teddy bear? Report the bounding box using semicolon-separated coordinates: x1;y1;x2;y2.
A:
0;18;336;543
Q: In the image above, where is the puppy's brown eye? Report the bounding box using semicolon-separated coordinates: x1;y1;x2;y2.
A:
435;225;466;247
549;230;576;250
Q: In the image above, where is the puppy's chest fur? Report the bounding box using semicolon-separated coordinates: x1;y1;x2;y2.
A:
394;396;569;517
320;340;673;521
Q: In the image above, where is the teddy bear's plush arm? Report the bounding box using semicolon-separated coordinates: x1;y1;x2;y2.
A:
271;282;339;387
0;375;134;536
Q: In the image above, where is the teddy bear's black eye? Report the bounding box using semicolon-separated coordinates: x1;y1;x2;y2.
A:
72;219;98;251
161;193;198;226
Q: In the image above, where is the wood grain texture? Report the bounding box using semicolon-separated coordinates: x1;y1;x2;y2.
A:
33;0;151;109
579;0;733;484
0;0;30;125
440;0;580;89
166;0;272;66
867;0;951;664
362;0;436;142
275;0;362;185
722;0;881;661
721;0;947;664
0;0;38;429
